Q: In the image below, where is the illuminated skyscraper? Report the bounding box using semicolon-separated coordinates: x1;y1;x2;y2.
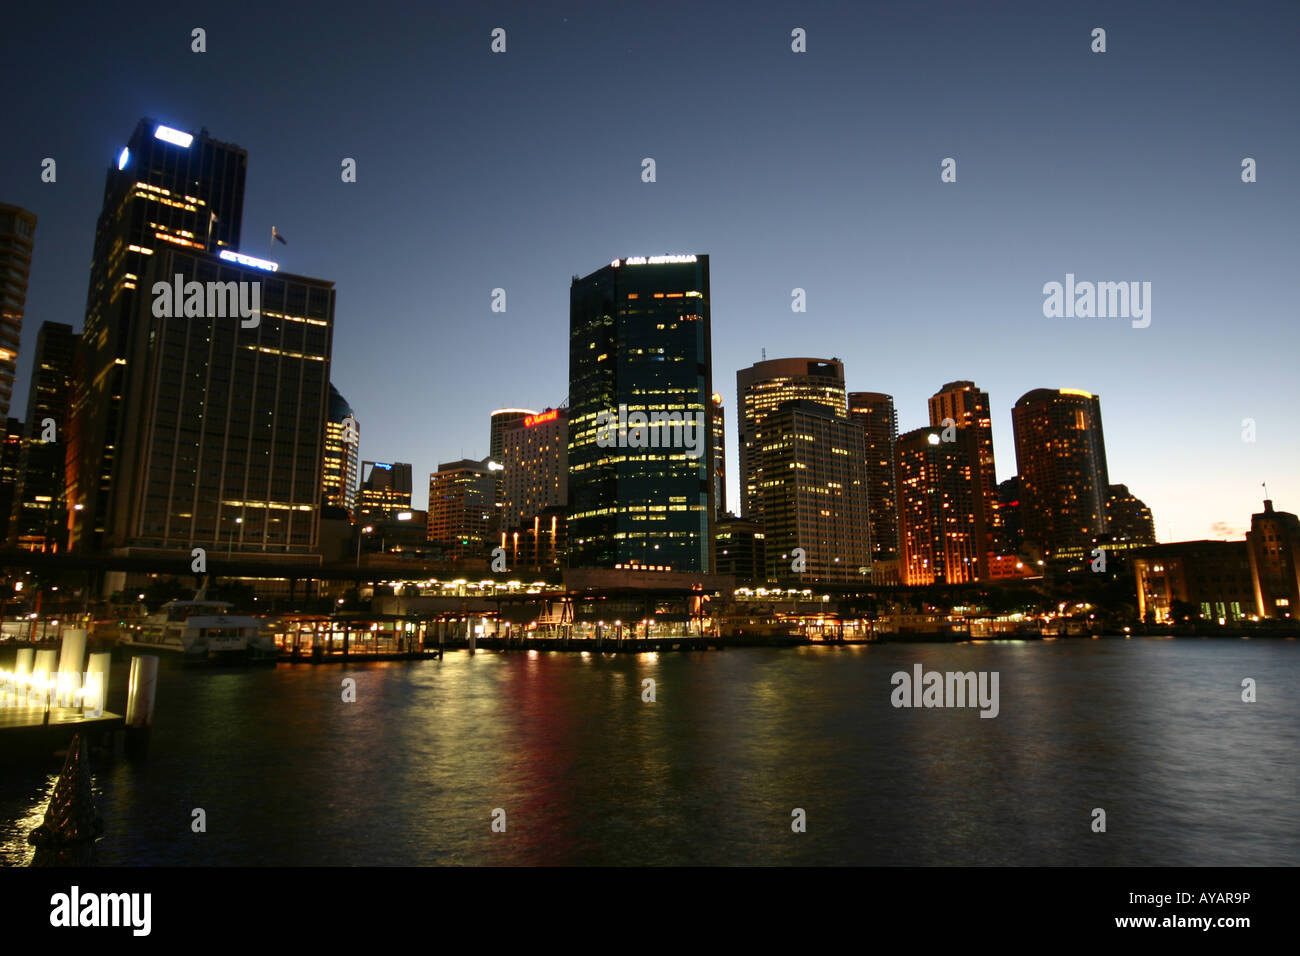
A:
1105;484;1155;548
0;203;37;421
1012;388;1110;560
428;458;496;562
357;461;413;524
928;381;999;558
737;357;846;520
322;384;360;517
491;408;533;528
66;119;247;551
108;247;333;556
500;408;567;530
567;255;714;571
896;425;987;585
848;391;899;567
758;400;869;585
8;322;77;550
711;393;726;520
0;418;20;544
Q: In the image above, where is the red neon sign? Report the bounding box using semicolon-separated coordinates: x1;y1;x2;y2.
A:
525;410;559;427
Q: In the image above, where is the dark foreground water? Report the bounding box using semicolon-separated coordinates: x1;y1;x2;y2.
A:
2;639;1297;866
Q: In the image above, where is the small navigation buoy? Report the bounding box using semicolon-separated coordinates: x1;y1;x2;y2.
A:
28;734;104;866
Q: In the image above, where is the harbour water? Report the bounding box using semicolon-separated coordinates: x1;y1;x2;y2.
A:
2;639;1297;866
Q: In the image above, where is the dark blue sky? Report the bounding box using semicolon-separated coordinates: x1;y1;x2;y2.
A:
4;0;1297;539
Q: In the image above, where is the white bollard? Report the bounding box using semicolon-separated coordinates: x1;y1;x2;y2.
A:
125;655;159;758
86;651;111;718
57;628;87;706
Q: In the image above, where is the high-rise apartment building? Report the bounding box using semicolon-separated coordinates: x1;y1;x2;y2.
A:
896;424;987;585
848;390;898;566
737;357;846;519
0;204;37;421
1012;388;1110;560
1105;484;1156;548
929;380;999;558
568;255;714;571
66;119;248;551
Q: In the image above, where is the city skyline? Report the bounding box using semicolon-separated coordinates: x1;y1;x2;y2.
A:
3;1;1297;543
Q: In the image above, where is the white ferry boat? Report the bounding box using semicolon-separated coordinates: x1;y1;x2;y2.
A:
121;599;278;664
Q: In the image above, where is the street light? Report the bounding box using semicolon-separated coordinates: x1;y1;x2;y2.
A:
227;516;243;558
356;525;374;567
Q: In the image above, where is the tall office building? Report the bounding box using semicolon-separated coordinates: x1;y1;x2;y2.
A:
357;461;413;523
8;322;77;550
848;391;899;566
428;458;496;562
491;408;534;532
0;419;21;543
1012;388;1110;560
714;515;766;585
491;409;534;464
66;119;247;551
711;393;726;520
0;204;37;421
107;247;333;554
500;408;567;530
1246;499;1300;619
322;384;360;517
758;400;869;584
568;255;714;571
896;425;987;585
929;381;999;558
737;357;846;519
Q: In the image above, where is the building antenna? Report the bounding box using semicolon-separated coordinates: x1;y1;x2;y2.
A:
1262;481;1269;500
761;348;766;360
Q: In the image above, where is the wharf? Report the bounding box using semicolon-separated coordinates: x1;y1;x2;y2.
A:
0;706;125;759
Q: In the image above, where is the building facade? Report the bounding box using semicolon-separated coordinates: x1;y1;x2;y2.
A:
1246;499;1300;619
896;424;987;585
322;384;360;518
66;119;248;551
1132;541;1255;624
568;255;714;571
428;458;495;562
500;407;567;531
848;390;898;568
108;247;332;555
357;461;413;524
757;399;869;585
1012;387;1110;561
0;204;37;421
7;322;77;550
929;380;999;559
737;357;846;520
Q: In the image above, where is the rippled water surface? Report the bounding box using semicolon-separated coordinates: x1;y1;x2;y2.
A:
2;640;1297;865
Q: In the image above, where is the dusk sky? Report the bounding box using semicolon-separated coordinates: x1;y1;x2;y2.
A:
4;0;1297;540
